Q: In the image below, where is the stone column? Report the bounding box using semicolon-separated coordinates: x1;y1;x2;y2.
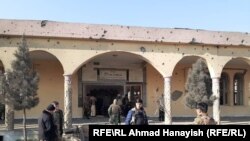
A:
64;74;72;129
212;77;220;124
164;76;172;124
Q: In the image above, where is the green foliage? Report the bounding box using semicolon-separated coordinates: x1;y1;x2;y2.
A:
0;36;39;110
185;58;214;109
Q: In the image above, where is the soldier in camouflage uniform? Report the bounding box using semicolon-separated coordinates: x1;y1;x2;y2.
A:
108;99;121;125
53;101;64;139
194;102;216;125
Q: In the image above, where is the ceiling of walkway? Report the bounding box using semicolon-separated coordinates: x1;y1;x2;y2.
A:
30;51;57;60
29;51;250;68
90;52;144;65
30;51;145;65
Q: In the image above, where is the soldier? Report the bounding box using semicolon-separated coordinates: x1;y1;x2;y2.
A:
194;102;216;125
108;99;121;125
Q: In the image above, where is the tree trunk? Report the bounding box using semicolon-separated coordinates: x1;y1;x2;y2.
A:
23;108;27;141
5;103;14;130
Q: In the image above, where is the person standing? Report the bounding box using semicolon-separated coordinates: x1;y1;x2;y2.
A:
157;94;165;121
125;99;148;125
90;95;97;116
193;102;216;125
83;96;91;119
52;101;64;139
108;99;121;125
116;94;123;107
38;104;58;141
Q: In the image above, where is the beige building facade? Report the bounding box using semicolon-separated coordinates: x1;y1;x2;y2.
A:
0;19;250;127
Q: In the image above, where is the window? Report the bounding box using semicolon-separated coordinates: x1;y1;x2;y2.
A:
233;73;244;105
220;73;229;105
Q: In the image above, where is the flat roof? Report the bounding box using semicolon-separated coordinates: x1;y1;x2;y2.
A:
0;19;249;46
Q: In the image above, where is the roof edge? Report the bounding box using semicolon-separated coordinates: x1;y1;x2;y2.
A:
0;19;249;46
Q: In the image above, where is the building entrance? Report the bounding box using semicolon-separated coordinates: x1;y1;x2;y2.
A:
85;85;123;116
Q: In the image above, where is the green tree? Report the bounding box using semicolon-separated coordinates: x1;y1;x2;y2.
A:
0;36;39;141
185;58;214;109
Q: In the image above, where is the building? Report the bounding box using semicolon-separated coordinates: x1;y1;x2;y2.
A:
0;19;250;127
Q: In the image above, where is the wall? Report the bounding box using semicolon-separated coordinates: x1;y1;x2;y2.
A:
1;19;250;119
15;60;64;118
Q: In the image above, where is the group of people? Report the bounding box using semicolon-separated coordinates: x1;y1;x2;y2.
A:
38;101;64;141
108;94;216;125
107;93;165;125
38;96;215;140
108;98;148;125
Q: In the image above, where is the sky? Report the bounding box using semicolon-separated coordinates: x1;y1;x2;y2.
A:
0;0;249;33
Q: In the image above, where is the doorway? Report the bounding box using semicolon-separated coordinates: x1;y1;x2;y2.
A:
85;84;123;116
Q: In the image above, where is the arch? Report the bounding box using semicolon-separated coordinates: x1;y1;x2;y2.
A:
223;57;250;67
222;57;250;106
174;55;226;79
24;50;65;117
72;51;164;76
223;57;250;105
171;55;212;115
73;50;166;116
29;50;63;69
172;55;210;76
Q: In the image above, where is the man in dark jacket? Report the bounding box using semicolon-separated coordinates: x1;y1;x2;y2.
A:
38;104;58;141
125;99;148;125
53;101;64;139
